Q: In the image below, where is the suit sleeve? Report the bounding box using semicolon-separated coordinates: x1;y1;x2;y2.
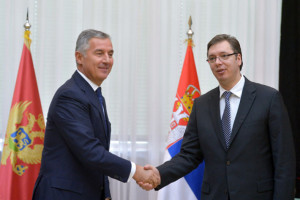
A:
156;99;204;190
104;176;111;199
52;90;131;182
269;91;295;199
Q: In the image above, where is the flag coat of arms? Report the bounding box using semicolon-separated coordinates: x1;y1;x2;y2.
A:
157;39;205;200
0;29;45;200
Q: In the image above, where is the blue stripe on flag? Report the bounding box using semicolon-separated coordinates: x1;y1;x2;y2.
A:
168;139;182;156
168;139;205;200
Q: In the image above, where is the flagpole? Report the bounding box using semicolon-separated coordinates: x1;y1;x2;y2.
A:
187;16;193;39
186;16;194;47
23;9;32;51
24;9;31;30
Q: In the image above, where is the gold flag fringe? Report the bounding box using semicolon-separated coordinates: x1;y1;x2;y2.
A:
185;38;195;47
24;30;31;50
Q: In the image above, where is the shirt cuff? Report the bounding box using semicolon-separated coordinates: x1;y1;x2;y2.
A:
127;162;136;182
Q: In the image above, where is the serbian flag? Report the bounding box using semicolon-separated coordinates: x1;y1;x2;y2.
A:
0;29;45;200
157;39;204;200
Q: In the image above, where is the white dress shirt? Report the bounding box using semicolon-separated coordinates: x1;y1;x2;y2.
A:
219;75;245;131
77;69;136;182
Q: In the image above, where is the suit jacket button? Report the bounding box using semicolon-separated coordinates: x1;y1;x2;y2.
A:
226;160;230;165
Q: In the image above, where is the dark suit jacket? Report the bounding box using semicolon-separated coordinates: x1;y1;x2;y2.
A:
32;71;131;200
156;78;295;200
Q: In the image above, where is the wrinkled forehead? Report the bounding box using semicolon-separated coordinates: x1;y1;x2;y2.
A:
88;37;113;51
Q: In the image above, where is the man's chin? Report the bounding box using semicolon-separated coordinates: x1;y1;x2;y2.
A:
98;74;109;82
214;74;226;82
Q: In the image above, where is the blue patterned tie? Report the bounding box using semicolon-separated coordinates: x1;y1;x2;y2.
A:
222;91;232;148
96;87;108;134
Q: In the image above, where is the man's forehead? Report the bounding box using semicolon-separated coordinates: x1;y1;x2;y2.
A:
208;41;232;55
89;37;113;49
89;37;112;44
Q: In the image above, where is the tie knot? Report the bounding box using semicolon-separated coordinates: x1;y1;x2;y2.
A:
223;91;231;100
96;87;102;98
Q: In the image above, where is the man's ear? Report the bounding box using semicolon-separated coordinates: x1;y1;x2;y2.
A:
237;53;242;66
75;51;83;65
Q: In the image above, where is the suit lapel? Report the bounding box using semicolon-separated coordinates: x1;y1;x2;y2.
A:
72;71;109;142
208;87;228;151
229;78;256;147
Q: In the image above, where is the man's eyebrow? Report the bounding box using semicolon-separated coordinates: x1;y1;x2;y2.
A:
94;49;114;53
208;51;228;56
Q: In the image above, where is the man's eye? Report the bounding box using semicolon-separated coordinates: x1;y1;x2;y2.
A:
209;57;216;61
220;55;228;58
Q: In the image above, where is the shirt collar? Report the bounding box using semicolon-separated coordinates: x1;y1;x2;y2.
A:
77;69;99;92
219;74;245;98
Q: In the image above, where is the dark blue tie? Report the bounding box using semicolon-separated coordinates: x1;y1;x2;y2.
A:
222;91;232;148
96;87;108;134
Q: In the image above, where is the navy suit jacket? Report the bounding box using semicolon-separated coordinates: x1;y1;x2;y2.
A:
156;78;295;200
33;71;131;200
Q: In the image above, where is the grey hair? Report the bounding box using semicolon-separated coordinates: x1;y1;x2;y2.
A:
75;29;111;56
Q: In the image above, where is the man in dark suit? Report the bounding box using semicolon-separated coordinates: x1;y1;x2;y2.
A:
32;29;159;200
140;34;295;199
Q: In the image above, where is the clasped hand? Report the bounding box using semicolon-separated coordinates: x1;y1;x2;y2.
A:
133;164;161;191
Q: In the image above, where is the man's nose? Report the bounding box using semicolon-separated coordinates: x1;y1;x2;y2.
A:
102;54;109;62
215;56;223;64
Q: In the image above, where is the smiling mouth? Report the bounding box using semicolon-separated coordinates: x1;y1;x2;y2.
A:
98;67;109;70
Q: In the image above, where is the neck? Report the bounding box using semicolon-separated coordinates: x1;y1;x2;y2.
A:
220;74;242;91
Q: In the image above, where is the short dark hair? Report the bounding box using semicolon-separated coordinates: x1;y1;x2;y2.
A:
207;34;243;70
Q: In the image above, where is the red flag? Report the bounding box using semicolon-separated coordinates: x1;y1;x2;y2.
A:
158;39;204;200
0;29;45;200
167;39;201;149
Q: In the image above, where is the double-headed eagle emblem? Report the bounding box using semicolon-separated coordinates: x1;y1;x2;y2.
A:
167;85;200;148
1;101;45;176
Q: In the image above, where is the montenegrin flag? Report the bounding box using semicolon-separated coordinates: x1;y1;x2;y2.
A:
0;29;45;200
157;39;204;200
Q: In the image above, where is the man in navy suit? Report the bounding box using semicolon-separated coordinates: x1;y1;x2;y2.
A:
32;29;159;200
140;34;295;200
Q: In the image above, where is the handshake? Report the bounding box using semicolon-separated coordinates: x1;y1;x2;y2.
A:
133;164;161;191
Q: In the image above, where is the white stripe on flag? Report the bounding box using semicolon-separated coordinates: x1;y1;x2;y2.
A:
157;153;198;200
